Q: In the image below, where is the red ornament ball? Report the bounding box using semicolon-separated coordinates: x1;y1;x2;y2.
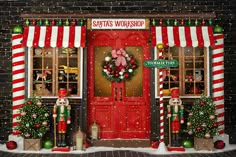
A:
84;140;90;148
151;141;159;149
6;141;17;150
213;123;218;128
214;140;225;149
35;124;40;128
196;126;202;131
27;101;32;105
200;101;205;106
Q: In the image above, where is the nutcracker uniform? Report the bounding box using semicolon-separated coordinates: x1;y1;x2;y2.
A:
167;88;184;147
53;88;71;147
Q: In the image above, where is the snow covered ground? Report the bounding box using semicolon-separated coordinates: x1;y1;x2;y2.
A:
1;134;235;155
1;143;236;155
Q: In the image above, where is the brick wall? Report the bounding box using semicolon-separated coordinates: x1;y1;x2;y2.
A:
0;0;235;143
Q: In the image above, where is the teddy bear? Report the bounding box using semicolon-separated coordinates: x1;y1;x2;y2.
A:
34;83;51;96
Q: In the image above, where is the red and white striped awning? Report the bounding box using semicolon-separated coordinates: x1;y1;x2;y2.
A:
22;26;86;48
151;26;215;47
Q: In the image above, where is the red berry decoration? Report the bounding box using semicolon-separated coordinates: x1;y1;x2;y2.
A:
35;124;40;128
214;140;225;149
130;58;136;64
6;141;17;150
124;73;129;78
132;64;137;69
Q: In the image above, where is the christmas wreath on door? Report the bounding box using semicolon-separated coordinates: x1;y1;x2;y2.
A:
102;48;138;82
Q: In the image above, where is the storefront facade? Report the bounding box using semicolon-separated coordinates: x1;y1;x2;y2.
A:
10;13;226;146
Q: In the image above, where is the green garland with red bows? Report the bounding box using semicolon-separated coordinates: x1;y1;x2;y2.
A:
102;48;138;82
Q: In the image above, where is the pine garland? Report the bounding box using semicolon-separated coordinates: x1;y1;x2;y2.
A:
16;96;50;139
185;95;219;138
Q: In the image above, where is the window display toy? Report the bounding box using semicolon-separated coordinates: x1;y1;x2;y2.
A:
36;66;51;81
59;65;78;80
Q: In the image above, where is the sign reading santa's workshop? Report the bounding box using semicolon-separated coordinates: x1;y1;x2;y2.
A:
87;18;149;29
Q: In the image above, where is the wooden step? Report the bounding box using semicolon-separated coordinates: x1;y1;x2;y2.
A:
91;139;150;148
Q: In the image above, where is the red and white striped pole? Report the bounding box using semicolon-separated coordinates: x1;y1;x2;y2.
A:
155;43;168;153
212;30;224;135
12;26;25;135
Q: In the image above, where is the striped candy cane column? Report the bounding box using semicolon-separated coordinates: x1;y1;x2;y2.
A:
155;43;168;153
156;44;167;154
158;47;165;143
212;33;224;134
12;32;25;135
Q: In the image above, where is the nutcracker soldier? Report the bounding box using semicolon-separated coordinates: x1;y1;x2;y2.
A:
167;88;184;147
52;88;71;150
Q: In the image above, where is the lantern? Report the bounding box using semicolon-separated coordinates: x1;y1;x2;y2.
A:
90;120;100;140
75;127;84;150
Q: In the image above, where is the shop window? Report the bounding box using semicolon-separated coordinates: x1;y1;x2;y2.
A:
28;47;83;98
156;47;208;97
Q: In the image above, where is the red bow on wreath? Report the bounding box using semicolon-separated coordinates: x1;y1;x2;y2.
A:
111;48;128;66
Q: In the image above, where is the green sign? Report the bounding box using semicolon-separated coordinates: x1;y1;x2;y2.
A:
143;59;179;68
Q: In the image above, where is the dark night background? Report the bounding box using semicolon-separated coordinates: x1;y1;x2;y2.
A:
0;0;235;144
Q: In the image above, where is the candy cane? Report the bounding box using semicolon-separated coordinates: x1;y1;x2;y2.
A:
212;33;224;134
12;33;25;135
158;48;164;143
155;44;168;153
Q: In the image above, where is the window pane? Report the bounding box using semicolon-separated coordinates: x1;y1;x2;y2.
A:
184;47;193;56
94;46;112;97
125;46;143;97
32;47;53;96
57;48;79;96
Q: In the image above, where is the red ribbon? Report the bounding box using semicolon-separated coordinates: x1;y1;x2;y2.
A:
111;48;127;66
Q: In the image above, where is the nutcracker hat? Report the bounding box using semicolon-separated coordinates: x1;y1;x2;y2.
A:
171;88;179;99
58;88;67;98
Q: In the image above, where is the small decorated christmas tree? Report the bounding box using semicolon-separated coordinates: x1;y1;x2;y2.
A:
16;96;50;139
186;95;219;139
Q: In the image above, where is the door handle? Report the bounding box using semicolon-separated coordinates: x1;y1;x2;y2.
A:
120;88;122;101
115;88;117;101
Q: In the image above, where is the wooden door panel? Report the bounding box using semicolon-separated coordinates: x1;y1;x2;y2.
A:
91;105;118;138
88;30;150;139
119;105;147;138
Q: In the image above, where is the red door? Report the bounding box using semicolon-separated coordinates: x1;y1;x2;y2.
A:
87;30;150;139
